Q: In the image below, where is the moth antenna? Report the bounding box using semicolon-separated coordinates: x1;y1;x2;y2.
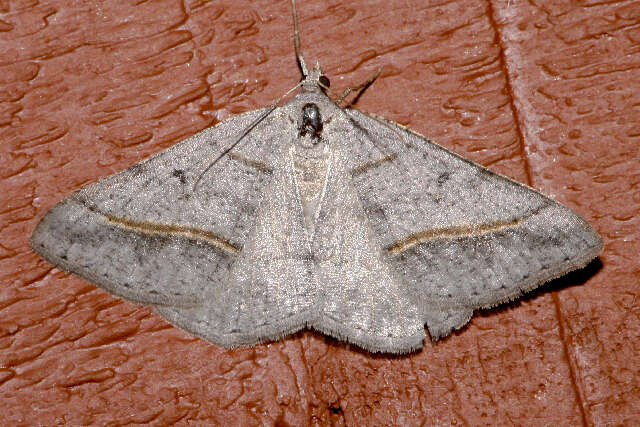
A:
337;67;382;107
291;0;308;77
193;81;303;193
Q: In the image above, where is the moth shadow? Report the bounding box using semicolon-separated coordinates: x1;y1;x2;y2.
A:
268;257;604;355
457;256;604;332
297;257;604;356
318;334;419;360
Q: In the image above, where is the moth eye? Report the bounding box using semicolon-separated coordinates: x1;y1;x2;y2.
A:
319;75;330;88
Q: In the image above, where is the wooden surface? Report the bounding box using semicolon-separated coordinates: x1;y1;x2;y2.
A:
1;0;638;425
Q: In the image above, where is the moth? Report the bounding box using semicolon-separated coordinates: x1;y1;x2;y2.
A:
31;0;602;353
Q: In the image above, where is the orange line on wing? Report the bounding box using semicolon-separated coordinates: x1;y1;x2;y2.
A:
104;215;239;254
387;218;523;255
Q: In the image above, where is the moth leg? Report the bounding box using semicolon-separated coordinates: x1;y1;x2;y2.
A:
337;68;382;107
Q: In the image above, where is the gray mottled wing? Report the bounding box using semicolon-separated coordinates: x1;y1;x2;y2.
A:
155;143;320;347
31;107;288;306
341;109;602;339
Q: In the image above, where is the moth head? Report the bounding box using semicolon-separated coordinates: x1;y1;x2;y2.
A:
301;63;330;94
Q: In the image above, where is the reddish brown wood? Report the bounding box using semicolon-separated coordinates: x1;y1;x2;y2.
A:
1;0;637;425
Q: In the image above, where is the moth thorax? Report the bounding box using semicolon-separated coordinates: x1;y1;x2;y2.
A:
299;103;323;140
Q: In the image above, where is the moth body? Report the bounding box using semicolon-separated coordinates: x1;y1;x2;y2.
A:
30;0;602;353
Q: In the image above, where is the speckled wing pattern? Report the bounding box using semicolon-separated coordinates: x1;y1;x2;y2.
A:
31;107;284;306
31;88;602;354
341;109;602;340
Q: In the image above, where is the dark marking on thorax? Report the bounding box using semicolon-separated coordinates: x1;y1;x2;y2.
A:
299;103;323;140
